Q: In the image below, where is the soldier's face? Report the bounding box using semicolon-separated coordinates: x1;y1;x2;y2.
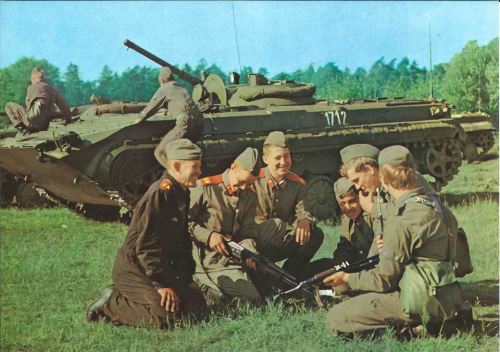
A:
229;167;258;192
178;159;202;187
346;165;380;193
337;192;363;220
263;146;291;180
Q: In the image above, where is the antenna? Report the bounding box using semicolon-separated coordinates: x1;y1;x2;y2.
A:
429;22;434;99
232;3;243;76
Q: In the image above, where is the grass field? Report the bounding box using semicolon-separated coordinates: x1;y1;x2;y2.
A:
1;145;498;351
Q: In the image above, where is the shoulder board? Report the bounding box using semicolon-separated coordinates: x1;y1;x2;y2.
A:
404;196;434;207
200;174;224;186
160;179;173;191
286;172;306;186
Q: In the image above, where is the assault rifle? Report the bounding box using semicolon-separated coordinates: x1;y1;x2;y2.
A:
225;241;316;300
278;255;380;298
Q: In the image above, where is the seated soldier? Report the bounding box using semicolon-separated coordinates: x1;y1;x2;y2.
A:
252;131;324;278
300;177;377;279
188;147;268;305
5;67;71;134
323;146;467;338
86;139;207;329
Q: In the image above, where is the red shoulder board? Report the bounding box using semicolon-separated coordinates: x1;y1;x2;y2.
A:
286;172;306;186
258;169;266;178
200;174;224;186
160;179;173;191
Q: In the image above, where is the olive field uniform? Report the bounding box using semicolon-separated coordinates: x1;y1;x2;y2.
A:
137;67;204;161
328;146;464;336
6;81;71;132
253;167;324;277
103;172;206;328
188;171;269;304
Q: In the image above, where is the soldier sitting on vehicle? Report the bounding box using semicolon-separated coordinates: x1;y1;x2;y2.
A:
252;131;324;279
188;147;277;306
135;67;204;161
5;67;72;135
323;146;469;338
86;139;207;329
300;177;380;281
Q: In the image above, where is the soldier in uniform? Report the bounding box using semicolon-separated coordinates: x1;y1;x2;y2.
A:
135;67;204;161
86;139;207;329
5;67;71;134
252;131;323;278
188;147;266;305
300;177;376;279
323;146;465;337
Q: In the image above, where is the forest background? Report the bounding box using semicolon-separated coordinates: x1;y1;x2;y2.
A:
0;38;498;126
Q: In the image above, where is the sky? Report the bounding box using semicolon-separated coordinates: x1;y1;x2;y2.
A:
0;1;498;81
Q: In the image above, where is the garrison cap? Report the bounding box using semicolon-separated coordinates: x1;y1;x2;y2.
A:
32;66;43;74
340;144;380;164
264;131;287;148
378;145;415;167
334;177;356;199
156;139;201;168
159;66;173;82
236;147;262;176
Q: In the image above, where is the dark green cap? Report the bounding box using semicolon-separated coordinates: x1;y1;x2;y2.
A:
236;147;262;176
340;144;380;164
156;139;202;168
334;177;355;199
159;66;173;82
264;131;287;147
378;145;414;167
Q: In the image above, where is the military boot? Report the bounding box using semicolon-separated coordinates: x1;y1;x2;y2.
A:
86;285;114;323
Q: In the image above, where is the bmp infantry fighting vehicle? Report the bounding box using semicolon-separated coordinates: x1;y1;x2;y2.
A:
0;40;495;220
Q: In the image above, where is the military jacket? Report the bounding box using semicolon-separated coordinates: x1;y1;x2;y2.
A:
117;171;195;288
138;81;203;122
254;167;313;227
333;213;374;264
26;81;71;122
348;187;457;293
188;170;258;244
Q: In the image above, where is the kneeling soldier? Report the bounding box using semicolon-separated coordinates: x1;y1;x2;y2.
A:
189;147;265;305
86;139;207;328
252;131;324;278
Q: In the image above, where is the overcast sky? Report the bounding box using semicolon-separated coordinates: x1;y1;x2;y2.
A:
0;1;498;80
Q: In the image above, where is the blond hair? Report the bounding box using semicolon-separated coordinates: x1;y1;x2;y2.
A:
380;164;417;190
339;157;378;177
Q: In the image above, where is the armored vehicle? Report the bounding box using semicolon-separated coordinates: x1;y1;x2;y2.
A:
0;40;495;220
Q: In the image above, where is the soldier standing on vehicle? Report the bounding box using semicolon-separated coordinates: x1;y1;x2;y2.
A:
252;131;324;278
5;67;71;134
300;177;377;280
135;67;204;161
188;147;269;305
86;139;207;329
323;146;466;338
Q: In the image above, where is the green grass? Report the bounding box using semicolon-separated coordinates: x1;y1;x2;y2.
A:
1;151;498;351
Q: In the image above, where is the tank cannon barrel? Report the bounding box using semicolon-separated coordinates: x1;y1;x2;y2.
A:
123;39;203;86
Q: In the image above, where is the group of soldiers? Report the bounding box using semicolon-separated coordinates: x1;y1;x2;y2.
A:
6;66;470;339
86;107;471;339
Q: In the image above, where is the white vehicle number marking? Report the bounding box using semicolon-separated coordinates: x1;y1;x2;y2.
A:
324;111;347;126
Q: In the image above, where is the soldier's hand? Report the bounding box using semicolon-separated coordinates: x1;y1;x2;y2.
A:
375;235;384;253
244;258;257;271
157;287;181;312
209;232;230;257
295;219;311;245
323;271;350;287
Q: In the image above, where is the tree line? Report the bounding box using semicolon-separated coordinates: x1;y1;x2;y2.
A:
0;38;497;124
